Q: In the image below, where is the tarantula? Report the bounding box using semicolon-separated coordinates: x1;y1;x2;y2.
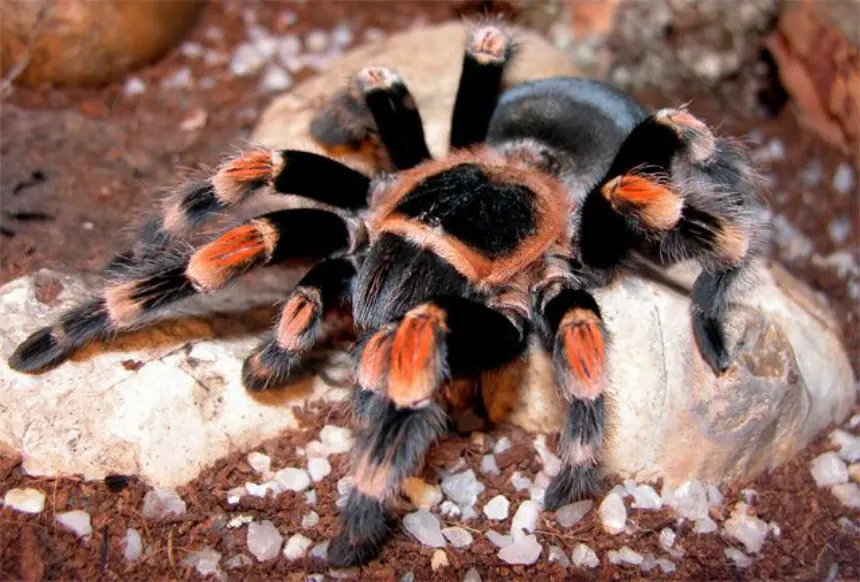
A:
9;22;766;566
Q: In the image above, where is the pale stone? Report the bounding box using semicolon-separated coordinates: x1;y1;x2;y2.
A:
830;429;860;463
485;530;512;549
319;425;353;454
659;528;676;552
3;488;45;513
571;543;599;568
831;483;860;508
403;510;446;548
431;549;448;571
301;511;320;528
483;495;510;520
724;502;769;553
182;548;221;576
511;500;540;534
141;488;186;519
441;469;484;507
599;492;627;534
224;554;252;569
311;541;329;560
498;533;542;565
480;454;500;476
283;533;313;560
247;452;271;475
631;485;662;509
547;545;571;566
246;520;283;562
510;472;531;491
694;516;718;534
308;457;331;482
441;526;473;548
56;510;92;538
810;452;849;486
274;468;311;492
123;528;143;560
493;437;512;455
555;500;593;528
725;547;753;568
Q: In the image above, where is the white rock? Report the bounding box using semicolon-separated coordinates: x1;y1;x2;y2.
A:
226;486;244;505
259;65;293;93
224;553;252;569
331;23;353;48
657;558;676;574
182;548;221;576
555;500;593;528
460;505;478;521
227;514;253;529
833;162;856;195
810;452;849;486
230;43;267;76
511;500;540;534
283;533;313;560
245;481;275;498
439;501;461;517
831;483;860;508
3;488;46;513
480;454;500;476
123;77;146;96
247;452;271;475
402;478;442;509
493;437;511;454
311;540;329;560
800;159;823;186
306;30;329;52
611;546;643;566
301;511;320;528
403;510;446;548
274;467;311;492
498;532;542;565
162;67;192;89
694;516;718;534
401;573;415;582
669;480;710;520
510;472;531;491
441;470;484;507
278;35;302;62
320;425;354;454
462;567;481;582
725;547;753;568
641;551;658;572
631;484;662;509
659;528;676;552
430;549;449;572
483;495;510;520
724;502;769;554
707;484;723;508
849;414;860;429
246;520;283;562
56;510;92;538
308;457;331;482
609;484;629;499
571;543;599;568
623;479;637;494
305;440;329;458
305;490;317;505
830;429;860;463
598;492;627;534
533;435;562;477
123;528;143;560
543;544;569;566
441;526;473;548
485;530;512;548
141;488;186;519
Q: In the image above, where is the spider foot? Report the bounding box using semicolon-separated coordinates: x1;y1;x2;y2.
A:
544;464;601;511
466;22;514;65
693;311;732;374
327;491;390;568
654;108;717;165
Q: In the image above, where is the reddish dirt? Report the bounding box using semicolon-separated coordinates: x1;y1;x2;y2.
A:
1;0;858;581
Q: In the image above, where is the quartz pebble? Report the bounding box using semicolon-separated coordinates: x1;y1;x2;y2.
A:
462;567;481;582
810;452;849;486
320;425;354;454
259;65;292;93
182;548;221;576
3;488;46;514
301;511;320;528
725;547;752;568
403;477;443;509
666;480;710;520
56;510;92;538
305;440;329;458
308;457;331;482
224;553;252;569
124;77;146;96
441;526;473;548
571;543;599;568
247;452;271;475
245;481;275;498
441;469;484;507
833;162;856;195
274;467;312;492
331;23;353;48
694;516;718;534
498;532;542;565
403;510;446;548
439;500;461;517
555;500;593;528
123;528;143;560
598;492;627;534
481;454;501;475
431;549;449;571
283;533;313;560
548;545;571;566
141;488;186;519
724;502;769;553
659;527;676;552
830;429;860;463
493;437;511;454
311;541;329;560
533;435;562;476
511;500;540;534
510;472;531;491
831;483;860;508
657;558;677;574
485;530;513;548
608;546;643;566
631;484;662;509
305;30;329;52
483;495;510;520
246;520;283;562
228;514;254;529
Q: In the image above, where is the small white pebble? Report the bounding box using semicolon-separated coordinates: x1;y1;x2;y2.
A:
81;221;94;231
498;532;542;565
659;528;676;552
511;500;540;534
694;516;718;534
161;66;192;89
849;414;860;429
725;547;753;568
305;441;329;458
571;543;599;568
480;454;500;476
227;514;254;529
245;481;274;498
800;159;823;186
598;492;627;534
224;553;252;569
246;520;283;562
462;567;481;582
141;488;186;519
308;457;331;482
484;495;510;520
439;501;461;517
724;502;769;553
669;480;710;520
56;510;92;538
431;548;449;571
3;488;46;514
259;65;293;93
280;10;297;26
810;452;849;487
833;162;856;195
510;471;531;491
182;548;221;576
441;469;485;507
320;425;354;454
305;29;329;52
533;435;562;477
124;77;146;96
180;42;204;58
441;526;473;548
707;484;724;508
555;500;593;528
311;540;329;560
548;544;571;566
610;546;643;566
274;467;311;492
305;490;317;505
123;528;143;560
301;511;320;528
485;530;512;548
493;437;511;454
657;557;676;574
226;486;244;505
769;521;782;537
631;484;662;509
230;43;267;76
283;533;313;560
403;510;446;548
331;22;353;48
831;483;860;508
830;429;860;463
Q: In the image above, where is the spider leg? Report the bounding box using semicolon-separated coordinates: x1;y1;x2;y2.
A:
450;22;515;149
535;286;607;511
8;208;365;373
328;294;527;567
580;108;766;374
242;255;360;392
352;67;432;170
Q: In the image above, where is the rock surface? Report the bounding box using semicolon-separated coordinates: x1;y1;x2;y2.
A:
0;22;855;489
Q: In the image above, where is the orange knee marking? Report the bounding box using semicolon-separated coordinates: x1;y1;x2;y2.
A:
354;453;392;500
212;151;277;205
715;221;750;266
387;306;447;408
358;328;394;392
560;309;605;400
104;283;143;326
276;289;321;351
602;175;682;231
186;223;269;291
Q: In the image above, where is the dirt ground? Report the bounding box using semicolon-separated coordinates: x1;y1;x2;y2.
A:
1;0;858;580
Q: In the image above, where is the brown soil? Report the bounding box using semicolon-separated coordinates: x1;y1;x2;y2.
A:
1;1;858;581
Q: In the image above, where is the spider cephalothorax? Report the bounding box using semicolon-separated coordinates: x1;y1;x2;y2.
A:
9;21;768;567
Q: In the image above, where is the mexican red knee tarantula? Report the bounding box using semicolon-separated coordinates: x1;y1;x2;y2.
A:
10;22;767;566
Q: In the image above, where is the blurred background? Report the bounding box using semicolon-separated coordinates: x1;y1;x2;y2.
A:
0;0;857;366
